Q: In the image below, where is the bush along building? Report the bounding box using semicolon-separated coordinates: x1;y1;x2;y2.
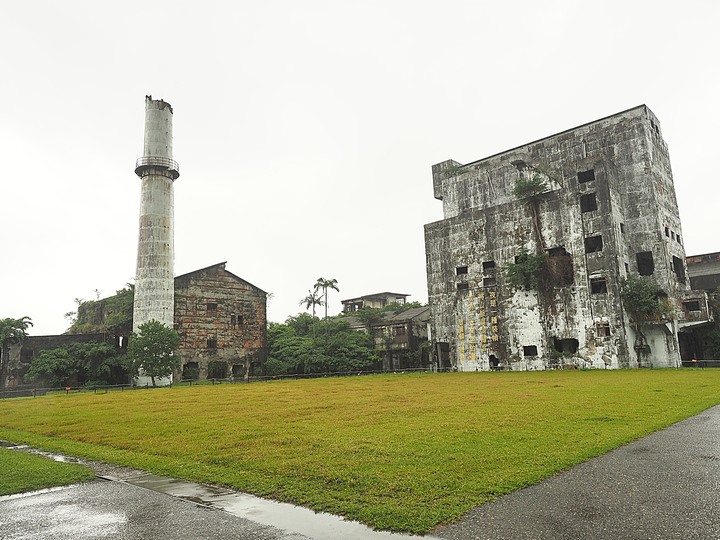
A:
424;105;711;371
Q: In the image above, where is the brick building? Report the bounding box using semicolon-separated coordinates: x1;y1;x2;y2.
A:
424;105;710;371
8;262;267;384
174;262;267;380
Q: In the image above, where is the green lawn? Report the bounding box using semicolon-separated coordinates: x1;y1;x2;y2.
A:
0;370;719;532
0;447;95;496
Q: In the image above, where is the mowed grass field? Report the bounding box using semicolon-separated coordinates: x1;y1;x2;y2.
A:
1;370;719;533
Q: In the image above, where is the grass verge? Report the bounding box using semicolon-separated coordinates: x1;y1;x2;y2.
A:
0;370;719;532
0;447;95;496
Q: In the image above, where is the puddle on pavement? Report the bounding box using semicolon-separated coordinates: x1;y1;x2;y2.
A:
2;441;431;539
126;473;427;540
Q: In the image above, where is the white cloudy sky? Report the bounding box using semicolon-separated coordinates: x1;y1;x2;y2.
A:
2;1;718;335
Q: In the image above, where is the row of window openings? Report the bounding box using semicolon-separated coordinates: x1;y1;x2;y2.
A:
456;251;684;292
521;326;610;358
205;303;244;327
664;226;682;244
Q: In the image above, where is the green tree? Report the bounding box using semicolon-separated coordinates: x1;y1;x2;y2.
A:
126;320;180;387
25;348;77;388
0;316;33;386
69;342;127;386
619;275;672;322
314;277;339;320
505;247;548;290
299;289;324;318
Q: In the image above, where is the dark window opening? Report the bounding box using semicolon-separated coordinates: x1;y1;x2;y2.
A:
580;193;598;213
231;313;237;327
393;326;407;336
672;256;686;282
590;276;608;294
456;266;468;275
636;251;655;276
523;345;538;357
547;247;574;286
552;337;579;354
482;260;496;270
625;262;630;273
677;234;682;244
207;302;218;314
182;362;200;380
483;277;496;287
595;322;611;337
578;169;595;183
232;364;245;379
684;300;701;312
664;226;670;237
207;338;217;349
489;355;500;369
620;223;625;233
584;235;603;253
457;283;469;291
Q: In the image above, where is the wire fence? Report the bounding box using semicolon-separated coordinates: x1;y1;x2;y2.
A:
0;367;455;400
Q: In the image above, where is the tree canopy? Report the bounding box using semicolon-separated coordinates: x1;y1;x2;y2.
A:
126;320;180;387
265;314;380;376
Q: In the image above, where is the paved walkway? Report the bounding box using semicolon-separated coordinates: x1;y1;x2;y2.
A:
1;405;719;539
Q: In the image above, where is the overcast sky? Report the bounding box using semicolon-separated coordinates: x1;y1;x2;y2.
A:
2;1;718;336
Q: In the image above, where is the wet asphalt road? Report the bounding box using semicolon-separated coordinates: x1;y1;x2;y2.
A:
1;405;719;539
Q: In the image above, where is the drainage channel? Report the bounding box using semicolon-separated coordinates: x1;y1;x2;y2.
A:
2;442;433;540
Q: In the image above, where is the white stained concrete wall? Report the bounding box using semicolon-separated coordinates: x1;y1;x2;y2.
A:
133;98;177;387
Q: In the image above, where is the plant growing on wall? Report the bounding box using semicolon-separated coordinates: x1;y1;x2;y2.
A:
505;247;548;290
619;275;673;322
513;174;550;252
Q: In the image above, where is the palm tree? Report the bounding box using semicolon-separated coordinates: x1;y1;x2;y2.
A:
314;278;339;320
0;316;33;387
299;289;324;318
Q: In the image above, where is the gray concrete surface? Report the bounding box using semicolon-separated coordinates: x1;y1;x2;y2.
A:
2;405;719;539
433;404;720;540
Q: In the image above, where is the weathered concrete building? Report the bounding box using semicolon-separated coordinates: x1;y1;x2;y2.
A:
687;252;720;292
424;105;710;371
341;292;409;313
343;306;431;370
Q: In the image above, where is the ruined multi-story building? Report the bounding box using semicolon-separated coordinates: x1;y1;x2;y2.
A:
424;105;710;371
342;305;431;370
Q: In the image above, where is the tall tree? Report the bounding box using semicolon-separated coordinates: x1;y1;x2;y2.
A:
126;320;180;387
314;277;339;320
0;316;33;386
299;289;324;318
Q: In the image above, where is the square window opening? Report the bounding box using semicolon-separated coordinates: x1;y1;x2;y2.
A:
207;302;218;314
590;276;608;294
482;260;496;270
523;345;538;357
456;266;468;275
636;251;655;276
457;283;469;291
584;235;603;253
580;192;598;213
578;169;595;183
684;301;701;312
672;256;686;282
207;338;217;349
483;277;496;287
595;322;611;337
